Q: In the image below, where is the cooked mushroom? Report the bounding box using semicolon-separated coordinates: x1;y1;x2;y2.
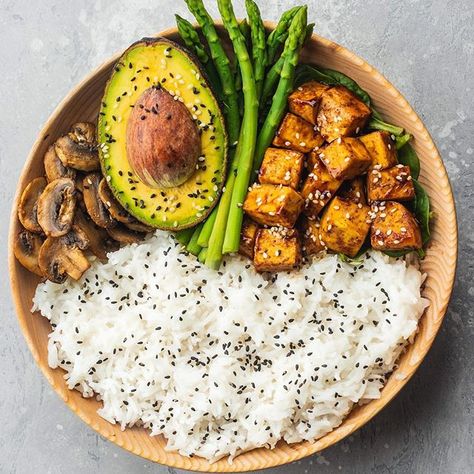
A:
83;173;116;229
44;145;76;182
37;178;77;237
54;122;99;172
13;229;45;276
107;224;146;244
18;177;47;233
74;209;119;261
38;233;91;283
97;178;153;233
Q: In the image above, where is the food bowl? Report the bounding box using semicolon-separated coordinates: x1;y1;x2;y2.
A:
8;23;457;472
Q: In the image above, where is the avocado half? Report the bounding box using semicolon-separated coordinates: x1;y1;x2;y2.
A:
98;37;227;230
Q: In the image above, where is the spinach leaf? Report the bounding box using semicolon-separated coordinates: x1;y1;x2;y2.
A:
398;143;420;180
368;116;404;137
413;179;431;245
395;133;412;150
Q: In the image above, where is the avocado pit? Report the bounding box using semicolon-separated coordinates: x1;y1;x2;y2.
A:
126;86;201;188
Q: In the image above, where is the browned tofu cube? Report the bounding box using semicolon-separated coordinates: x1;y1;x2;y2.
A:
359;131;397;170
288;81;330;124
317;86;371;142
301;154;343;217
320;137;372;180
320;196;371;257
299;216;325;256
371;201;422;250
254;228;301;272
259;147;304;189
239;218;259;259
367;165;415;203
339;177;367;204
243;183;304;228
273;113;324;153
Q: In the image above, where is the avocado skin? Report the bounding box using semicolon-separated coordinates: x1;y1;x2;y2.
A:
98;37;228;231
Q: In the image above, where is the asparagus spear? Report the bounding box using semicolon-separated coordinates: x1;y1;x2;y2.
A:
174;227;195;246
186;222;204;256
245;0;267;100
253;6;308;172
175;14;221;94
266;6;302;65
184;0;240;146
205;0;258;263
196;205;218;247
197;246;208;263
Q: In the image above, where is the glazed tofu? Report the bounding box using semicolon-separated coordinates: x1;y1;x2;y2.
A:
339;177;366;204
243;183;304;228
320;196;371;257
320;137;372;180
299;216;325;256
359;131;397;170
288;81;330;124
239;218;259;259
317;86;371;142
371;201;422;250
367;165;415;203
301;153;343;217
273;113;324;153
258;147;305;190
254;227;301;272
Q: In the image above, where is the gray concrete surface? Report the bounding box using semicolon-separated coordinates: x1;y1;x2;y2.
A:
0;0;472;473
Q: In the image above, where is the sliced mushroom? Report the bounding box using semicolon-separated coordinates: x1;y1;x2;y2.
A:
74;209;119;261
38;233;91;283
44;145;76;182
97;178;153;233
107;224;146;244
55;122;99;172
13;229;45;276
83;173;116;229
18;177;47;233
37;178;77;237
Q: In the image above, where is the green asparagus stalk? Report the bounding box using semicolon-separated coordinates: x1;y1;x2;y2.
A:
174;227;195;246
197;246;208;263
196;205;218;247
245;0;267;100
266;6;302;65
184;0;240;145
186;222;204;256
175;14;221;94
253;6;308;172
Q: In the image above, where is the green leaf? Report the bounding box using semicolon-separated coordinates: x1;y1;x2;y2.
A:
398;143;420;180
383;249;412;258
413;179;431;245
395;133;412;150
368;116;404;136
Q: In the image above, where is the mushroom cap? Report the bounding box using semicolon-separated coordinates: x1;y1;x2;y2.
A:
106;224;146;244
44;145;77;182
37;178;77;237
83;173;116;229
38;232;91;283
55;122;99;172
13;229;45;277
18;177;47;233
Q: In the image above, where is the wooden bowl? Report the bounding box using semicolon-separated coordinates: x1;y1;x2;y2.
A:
8;23;457;472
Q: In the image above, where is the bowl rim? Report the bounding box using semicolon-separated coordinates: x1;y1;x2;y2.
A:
8;21;458;472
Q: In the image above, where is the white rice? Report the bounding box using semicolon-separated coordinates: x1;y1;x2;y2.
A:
33;231;428;461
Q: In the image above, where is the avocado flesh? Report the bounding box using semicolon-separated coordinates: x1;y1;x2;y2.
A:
98;37;227;230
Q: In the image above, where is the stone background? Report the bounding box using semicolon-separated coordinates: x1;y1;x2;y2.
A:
0;0;472;473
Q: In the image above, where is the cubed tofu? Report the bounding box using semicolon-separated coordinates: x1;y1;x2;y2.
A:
320;196;371;257
301;153;343;217
317;86;371;142
299;216;325;256
339;177;367;204
288;81;330;124
239;218;259;259
243;183;304;228
367;165;415;202
371;201;422;250
273;113;324;153
359;131;397;170
254;227;301;272
320;137;372;180
259;147;305;189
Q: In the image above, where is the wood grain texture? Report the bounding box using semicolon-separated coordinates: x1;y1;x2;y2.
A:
7;23;457;472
